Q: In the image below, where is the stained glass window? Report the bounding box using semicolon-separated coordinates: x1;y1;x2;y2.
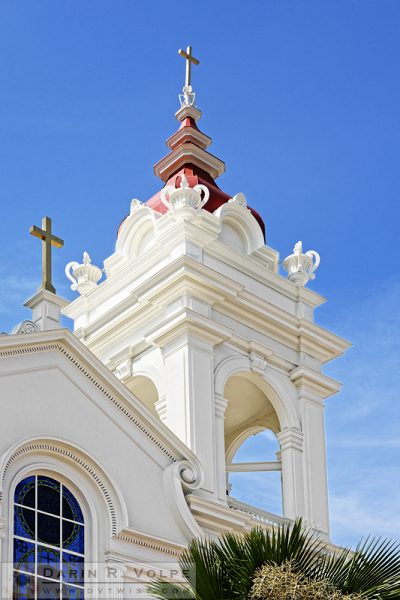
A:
13;476;85;599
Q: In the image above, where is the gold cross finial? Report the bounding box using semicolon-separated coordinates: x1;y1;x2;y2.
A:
178;46;199;88
30;216;64;294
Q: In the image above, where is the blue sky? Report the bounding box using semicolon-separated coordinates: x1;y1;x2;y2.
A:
0;1;399;547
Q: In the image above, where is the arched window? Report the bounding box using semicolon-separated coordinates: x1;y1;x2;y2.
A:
13;475;85;599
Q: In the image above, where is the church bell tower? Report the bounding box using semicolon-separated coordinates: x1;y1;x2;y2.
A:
63;47;350;538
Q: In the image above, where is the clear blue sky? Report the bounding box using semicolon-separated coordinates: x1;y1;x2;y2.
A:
0;1;399;547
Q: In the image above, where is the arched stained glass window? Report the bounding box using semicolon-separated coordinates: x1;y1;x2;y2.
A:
13;475;85;599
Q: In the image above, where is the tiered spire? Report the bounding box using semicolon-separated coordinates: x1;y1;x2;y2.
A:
127;46;265;236
153;104;225;183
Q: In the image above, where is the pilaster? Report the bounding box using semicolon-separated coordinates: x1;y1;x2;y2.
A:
214;393;228;502
277;427;305;521
149;318;224;498
290;366;336;536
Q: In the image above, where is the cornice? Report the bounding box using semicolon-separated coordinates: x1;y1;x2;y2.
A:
64;252;349;368
290;366;342;399
74;258;244;349
215;300;299;349
145;309;231;349
113;529;184;557
186;495;252;533
298;320;351;364
187;494;290;534
77;266;348;369
205;241;326;310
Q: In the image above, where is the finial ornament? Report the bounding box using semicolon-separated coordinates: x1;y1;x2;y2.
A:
130;199;143;213
283;241;320;286
229;192;248;208
160;174;209;215
30;216;64;294
65;252;102;296
178;46;199;107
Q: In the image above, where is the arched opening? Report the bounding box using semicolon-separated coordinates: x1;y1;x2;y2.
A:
228;430;283;516
224;373;283;516
126;375;160;418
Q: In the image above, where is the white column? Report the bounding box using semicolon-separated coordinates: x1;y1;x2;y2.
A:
162;333;217;496
299;393;330;537
214;393;228;502
277;427;306;521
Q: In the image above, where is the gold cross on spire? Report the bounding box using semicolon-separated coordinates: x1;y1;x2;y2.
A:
178;46;199;88
30;216;64;294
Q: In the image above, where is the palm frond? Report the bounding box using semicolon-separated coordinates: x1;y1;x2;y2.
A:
314;536;400;599
147;518;400;600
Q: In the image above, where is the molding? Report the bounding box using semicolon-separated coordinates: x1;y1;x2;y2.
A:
0;329;201;469
167;126;211;151
214;393;228;418
0;517;5;540
174;105;202;122
249;351;268;375
113;357;132;381
225;425;272;465
155;394;167;421
213;353;301;431
215;201;264;254
186;494;289;534
186;494;252;533
24;289;69;311
113;530;184;557
277;427;304;451
290;366;342;399
64;251;348;369
146;309;231;349
0;437;125;535
298;320;351;364
204;242;325;309
154;142;225;182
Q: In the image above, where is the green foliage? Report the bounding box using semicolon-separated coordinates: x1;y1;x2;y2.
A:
147;519;400;600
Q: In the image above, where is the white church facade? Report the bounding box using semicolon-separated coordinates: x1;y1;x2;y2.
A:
0;49;350;599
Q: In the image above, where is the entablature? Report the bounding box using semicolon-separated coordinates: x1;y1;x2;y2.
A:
64;255;349;370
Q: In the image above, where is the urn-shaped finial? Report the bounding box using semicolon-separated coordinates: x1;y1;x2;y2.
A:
160;175;209;215
65;252;103;296
283;241;320;286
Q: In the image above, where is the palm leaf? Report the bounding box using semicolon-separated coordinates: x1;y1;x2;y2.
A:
147;518;400;600
314;536;400;599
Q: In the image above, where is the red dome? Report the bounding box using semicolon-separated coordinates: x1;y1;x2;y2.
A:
145;166;265;237
118;104;265;238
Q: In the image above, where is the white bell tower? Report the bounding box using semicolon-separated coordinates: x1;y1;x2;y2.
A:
63;84;349;538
